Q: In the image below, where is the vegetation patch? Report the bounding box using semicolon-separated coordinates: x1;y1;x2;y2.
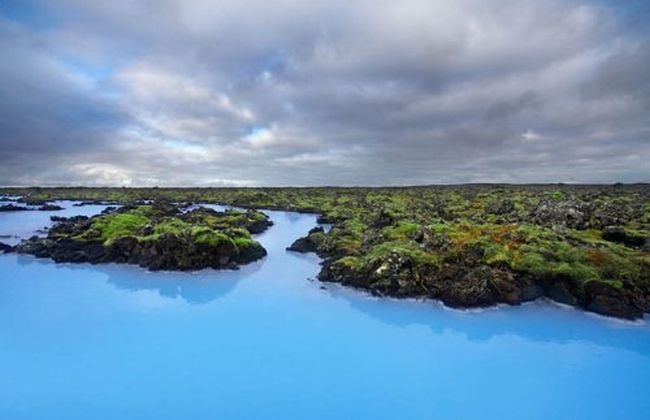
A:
14;202;271;271
3;184;649;319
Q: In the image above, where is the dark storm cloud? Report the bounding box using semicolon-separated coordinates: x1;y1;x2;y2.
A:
0;0;648;186
484;91;543;122
0;18;131;184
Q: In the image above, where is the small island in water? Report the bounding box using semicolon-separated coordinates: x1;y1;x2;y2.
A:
1;184;648;320
8;201;272;271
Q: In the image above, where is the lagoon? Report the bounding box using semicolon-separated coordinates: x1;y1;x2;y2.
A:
0;203;649;419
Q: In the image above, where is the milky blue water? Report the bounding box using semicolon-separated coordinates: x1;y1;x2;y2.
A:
0;200;113;245
1;202;649;419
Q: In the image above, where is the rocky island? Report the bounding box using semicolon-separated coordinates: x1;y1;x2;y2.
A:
1;185;648;319
0;204;30;212
8;201;272;271
285;187;650;320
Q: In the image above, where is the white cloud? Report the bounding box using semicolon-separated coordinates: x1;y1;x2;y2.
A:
0;0;649;185
72;163;134;186
242;125;320;151
521;130;541;142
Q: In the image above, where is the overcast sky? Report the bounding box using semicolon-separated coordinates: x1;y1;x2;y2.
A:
0;0;648;186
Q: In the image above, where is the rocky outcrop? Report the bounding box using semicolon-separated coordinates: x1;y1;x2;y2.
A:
372;209;396;228
15;203;271;271
0;242;14;253
237;241;267;264
318;242;649;320
287;227;325;253
486;198;516;216
592;200;643;228
183;206;273;234
17;198;47;205
0;204;30;212
73;200;112;206
602;226;648;249
38;204;64;211
316;215;332;224
16;230;265;271
584;280;645;320
531;199;592;230
246;218;274;234
0;203;64;212
50;215;88;223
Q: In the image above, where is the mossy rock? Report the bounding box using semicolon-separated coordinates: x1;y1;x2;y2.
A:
16;203;270;271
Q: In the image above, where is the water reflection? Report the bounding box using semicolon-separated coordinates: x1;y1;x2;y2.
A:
104;263;264;305
325;284;650;356
14;253;264;305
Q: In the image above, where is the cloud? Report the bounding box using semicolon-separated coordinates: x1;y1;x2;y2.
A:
0;0;648;186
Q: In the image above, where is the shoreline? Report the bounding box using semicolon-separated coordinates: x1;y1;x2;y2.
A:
1;186;648;321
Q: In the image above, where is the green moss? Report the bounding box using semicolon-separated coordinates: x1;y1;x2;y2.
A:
90;212;149;243
551;190;566;200
331;237;363;255
483;242;511;265
308;231;326;244
366;240;438;266
72;205;267;254
191;227;234;247
566;228;604;245
551;262;600;281
128;205;153;217
333;256;363;270
589;279;624;289
385;222;420;240
233;236;256;250
428;222;454;235
343;219;367;235
512;251;547;275
153;219;190;235
223;227;252;239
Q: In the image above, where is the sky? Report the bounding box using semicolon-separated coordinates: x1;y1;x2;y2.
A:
0;0;648;186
